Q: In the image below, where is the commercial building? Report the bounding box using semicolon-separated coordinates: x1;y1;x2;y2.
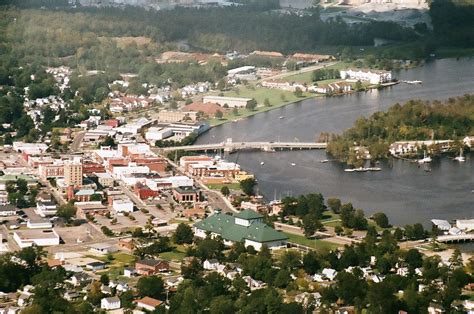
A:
194;209;288;251
13;229;60;248
173;186;200;204
112;197;134;213
157;110;198;123
39;163;64;179
95;172;114;187
202;96;252;108
64;158;83;187
456;219;474;232
340;69;392;84
0;205;18;216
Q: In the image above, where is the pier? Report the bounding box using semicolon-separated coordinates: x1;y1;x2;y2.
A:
159;141;328;153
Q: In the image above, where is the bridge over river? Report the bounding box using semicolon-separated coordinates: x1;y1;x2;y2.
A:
159;141;328;153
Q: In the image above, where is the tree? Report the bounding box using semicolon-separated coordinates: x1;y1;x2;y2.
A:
372;212;390;228
209;295;235;314
273;269;291;288
280;251;301;271
327;197;341;213
215;110;224;119
240;178;256;196
57;202;76;222
173;223;194;245
220;186;230;196
302;251;320;275
264;98;271;107
245;98;257;110
293;87;303;97
302;213;322;238
100;274;109;286
100;135;117;148
137;276;165;299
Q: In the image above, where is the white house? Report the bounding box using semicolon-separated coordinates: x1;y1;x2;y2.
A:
101;297;121;310
321;268;337;281
112;197;134;213
203;259;221;270
36;201;57;217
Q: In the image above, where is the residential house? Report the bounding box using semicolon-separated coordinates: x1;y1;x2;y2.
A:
101;297;121;310
135;259;170;275
86;261;106;271
134;297;163;312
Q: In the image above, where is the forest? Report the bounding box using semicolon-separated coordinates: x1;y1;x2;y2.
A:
327;95;474;163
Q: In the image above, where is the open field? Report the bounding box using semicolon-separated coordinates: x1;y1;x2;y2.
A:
160;245;187;261
206;183;241;190
282;62;352;84
284;232;341;252
207;86;319;126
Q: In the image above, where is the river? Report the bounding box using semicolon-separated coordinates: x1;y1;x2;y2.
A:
196;58;474;226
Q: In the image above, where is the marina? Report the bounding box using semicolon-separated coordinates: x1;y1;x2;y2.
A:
196;58;474;226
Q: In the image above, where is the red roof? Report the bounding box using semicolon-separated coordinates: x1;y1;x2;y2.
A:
183;102;223;115
135;296;163;308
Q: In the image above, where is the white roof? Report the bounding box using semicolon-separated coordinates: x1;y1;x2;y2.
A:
431;219;451;230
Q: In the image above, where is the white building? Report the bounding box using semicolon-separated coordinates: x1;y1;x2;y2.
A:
202;96;252;108
12;142;48;154
456;219;474;232
340;69;392;84
145;127;174;142
145;176;194;190
101;297;121;310
112;197;134;213
431;219;451;231
27;219;53;229
0;205;18;216
112;165;150;180
13;229;60;248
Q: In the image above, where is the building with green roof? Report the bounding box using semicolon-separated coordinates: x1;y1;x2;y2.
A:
193;209;288;251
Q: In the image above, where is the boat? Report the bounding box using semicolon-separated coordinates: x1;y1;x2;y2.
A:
366;167;382;171
454;149;465;162
403;80;423;85
345;167;381;172
260;161;265;165
418;151;432;164
279;116;284;119
291;163;296;166
320;159;329;163
344;168;356;172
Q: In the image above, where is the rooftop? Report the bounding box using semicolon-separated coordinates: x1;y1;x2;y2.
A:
194;213;287;243
234;209;263;220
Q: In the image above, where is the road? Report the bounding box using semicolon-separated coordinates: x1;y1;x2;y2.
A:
70;131;85;152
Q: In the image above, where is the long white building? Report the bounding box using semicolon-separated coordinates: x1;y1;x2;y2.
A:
340;69;392;84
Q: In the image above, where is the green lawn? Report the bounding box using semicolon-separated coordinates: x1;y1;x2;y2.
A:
207;183;241;190
207;86;318;126
160;246;187;261
282;62;352;84
284;232;341;252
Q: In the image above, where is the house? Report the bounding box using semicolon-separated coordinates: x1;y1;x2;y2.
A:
294;292;322;307
166;276;184;288
135;259;170;275
101;296;121;310
463;136;474;148
203;259;221;270
68;273;92;287
428;303;445;314
243;276;266;290
63;291;81;302
86;261;106;271
321;268;338;281
0;205;18;216
134;297;163;312
118;238;135;251
36;200;57;217
13;229;60;248
123;267;136;278
193;209;288;251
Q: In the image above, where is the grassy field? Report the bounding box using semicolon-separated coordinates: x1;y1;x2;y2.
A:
92;252;137;280
206;183;241;190
284;232;341;252
160;245;187;261
282;62;352;84
207;86;319;126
